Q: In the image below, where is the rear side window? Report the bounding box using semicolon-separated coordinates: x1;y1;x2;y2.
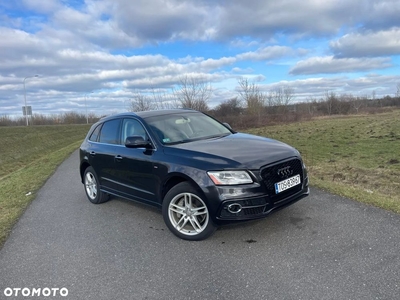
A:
99;119;121;144
89;124;101;142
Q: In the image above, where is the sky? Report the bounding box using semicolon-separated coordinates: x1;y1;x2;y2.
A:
1;0;400;117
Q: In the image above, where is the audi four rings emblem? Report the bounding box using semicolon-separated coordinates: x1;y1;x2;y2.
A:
277;166;293;178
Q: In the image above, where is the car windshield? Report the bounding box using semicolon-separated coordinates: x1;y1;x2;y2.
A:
145;112;232;145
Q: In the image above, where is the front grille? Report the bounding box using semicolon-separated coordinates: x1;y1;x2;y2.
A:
243;206;265;216
260;159;303;202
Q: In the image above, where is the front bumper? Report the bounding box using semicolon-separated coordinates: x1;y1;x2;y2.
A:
215;184;309;223
212;157;309;224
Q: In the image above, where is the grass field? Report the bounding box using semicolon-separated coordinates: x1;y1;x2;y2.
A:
0;111;399;248
247;109;400;214
0;124;90;247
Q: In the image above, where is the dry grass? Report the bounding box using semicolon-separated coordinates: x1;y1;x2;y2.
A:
246;110;400;214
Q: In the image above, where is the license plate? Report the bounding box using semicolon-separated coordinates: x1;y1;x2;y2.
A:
274;175;301;194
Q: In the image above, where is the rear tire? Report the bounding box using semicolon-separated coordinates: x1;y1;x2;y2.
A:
162;182;216;241
83;166;109;204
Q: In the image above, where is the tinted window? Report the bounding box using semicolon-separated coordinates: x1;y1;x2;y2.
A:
89;124;101;142
99;119;121;144
146;112;231;144
121;119;148;143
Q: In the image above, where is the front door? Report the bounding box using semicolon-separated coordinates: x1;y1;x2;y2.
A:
113;118;157;204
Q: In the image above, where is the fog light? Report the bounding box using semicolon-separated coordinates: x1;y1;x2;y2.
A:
227;203;242;213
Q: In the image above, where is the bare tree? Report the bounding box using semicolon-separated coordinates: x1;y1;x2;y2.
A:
284;86;295;106
128;92;155;112
266;92;274;107
324;90;337;115
174;76;212;112
237;77;265;115
351;96;363;114
336;94;351;115
305;96;318;116
150;88;179;110
214;97;242;117
270;86;295;106
264;85;295;117
396;83;400;98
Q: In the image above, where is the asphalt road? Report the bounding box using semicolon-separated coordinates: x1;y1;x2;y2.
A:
1;151;399;300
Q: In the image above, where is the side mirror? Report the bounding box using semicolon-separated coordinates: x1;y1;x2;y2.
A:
125;136;151;148
223;122;232;130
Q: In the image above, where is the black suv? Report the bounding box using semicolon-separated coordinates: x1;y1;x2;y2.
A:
79;109;309;240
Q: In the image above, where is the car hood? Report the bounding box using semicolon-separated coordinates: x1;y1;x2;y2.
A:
163;133;299;170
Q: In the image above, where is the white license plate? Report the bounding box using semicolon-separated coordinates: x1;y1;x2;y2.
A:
274;175;301;194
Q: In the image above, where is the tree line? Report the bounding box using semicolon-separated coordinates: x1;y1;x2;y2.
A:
1;77;400;128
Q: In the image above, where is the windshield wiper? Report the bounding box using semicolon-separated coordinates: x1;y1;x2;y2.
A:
166;133;231;145
194;133;231;141
208;133;231;139
165;139;192;145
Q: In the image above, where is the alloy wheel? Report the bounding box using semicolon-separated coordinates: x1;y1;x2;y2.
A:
168;192;209;236
85;171;97;200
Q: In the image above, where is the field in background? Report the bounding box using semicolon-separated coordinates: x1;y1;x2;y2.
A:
247;110;400;214
1;111;399;247
0;125;90;247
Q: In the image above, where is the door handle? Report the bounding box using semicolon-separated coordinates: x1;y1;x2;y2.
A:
115;155;123;161
90;151;96;156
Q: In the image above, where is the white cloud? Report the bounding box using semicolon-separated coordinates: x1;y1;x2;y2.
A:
237;46;295;61
230;39;261;48
261;77;348;95
260;74;400;99
289;56;392;75
362;0;400;30
4;0;400;49
330;27;400;57
100;0;217;43
50;6;141;48
214;0;363;39
196;57;237;70
68;0;393;47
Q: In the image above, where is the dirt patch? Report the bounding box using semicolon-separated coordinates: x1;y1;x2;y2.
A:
387;159;399;165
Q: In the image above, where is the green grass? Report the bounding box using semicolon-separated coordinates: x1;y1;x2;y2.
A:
246;110;400;214
0;125;90;247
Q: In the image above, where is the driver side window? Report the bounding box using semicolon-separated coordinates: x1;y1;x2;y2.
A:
122;119;148;144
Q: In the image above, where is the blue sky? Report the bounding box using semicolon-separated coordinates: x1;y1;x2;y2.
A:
0;0;399;117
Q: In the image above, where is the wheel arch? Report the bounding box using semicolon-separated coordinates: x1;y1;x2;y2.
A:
160;173;206;204
80;161;91;183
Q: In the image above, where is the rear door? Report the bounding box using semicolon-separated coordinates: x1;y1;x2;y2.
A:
88;118;122;193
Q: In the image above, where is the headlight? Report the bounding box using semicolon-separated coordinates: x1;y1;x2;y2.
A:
207;171;253;185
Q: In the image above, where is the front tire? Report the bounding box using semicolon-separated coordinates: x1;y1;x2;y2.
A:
83;166;109;204
162;182;216;241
